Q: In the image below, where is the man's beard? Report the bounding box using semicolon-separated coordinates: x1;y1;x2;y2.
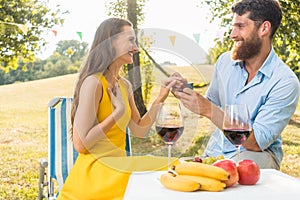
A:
231;31;262;61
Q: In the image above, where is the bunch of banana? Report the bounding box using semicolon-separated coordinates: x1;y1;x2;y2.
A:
177;174;226;192
160;162;230;192
175;162;230;181
160;172;201;192
159;167;227;192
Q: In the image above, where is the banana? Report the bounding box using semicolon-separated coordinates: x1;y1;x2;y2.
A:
175;162;230;181
177;175;226;192
160;172;201;192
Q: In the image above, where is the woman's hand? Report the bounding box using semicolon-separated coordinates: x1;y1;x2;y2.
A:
156;76;178;103
170;72;188;93
107;83;125;120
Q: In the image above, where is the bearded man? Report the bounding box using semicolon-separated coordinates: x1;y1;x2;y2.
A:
174;0;299;169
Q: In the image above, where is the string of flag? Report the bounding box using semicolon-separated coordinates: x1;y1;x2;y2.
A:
0;21;225;45
0;21;29;35
0;21;83;41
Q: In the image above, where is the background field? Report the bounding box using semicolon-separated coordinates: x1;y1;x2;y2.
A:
0;65;299;199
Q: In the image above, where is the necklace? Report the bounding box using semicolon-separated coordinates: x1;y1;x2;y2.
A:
106;67;120;84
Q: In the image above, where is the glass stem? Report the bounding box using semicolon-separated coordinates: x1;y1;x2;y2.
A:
168;144;172;170
237;145;241;162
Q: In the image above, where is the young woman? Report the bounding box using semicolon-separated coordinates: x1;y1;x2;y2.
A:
57;18;180;199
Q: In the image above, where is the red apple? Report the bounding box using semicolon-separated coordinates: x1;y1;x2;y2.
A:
237;159;260;185
213;159;239;187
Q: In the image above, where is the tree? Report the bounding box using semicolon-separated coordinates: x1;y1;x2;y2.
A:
106;0;148;115
55;40;89;64
202;0;300;79
0;0;64;72
127;0;147;115
44;57;72;77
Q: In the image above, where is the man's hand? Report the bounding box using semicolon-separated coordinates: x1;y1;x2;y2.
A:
169;72;188;96
174;88;200;115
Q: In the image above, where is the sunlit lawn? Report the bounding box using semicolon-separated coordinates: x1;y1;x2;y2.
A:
0;66;299;199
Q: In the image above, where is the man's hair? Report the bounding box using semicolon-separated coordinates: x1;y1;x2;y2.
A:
231;0;282;38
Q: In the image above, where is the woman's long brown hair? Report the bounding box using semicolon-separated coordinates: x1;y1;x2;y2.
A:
70;18;132;137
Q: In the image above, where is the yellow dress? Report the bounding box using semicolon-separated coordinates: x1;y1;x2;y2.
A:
57;74;132;200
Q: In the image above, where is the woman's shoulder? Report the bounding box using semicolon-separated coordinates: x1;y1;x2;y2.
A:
81;74;103;90
119;77;132;87
79;74;103;102
119;77;133;96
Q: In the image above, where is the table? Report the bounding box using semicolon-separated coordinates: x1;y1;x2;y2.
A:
124;169;300;200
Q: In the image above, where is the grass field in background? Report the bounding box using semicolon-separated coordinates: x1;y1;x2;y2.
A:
0;74;75;199
0;66;299;199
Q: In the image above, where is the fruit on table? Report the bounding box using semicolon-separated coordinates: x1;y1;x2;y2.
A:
212;159;239;187
191;155;225;164
193;156;202;163
175;162;230;181
237;159;260;185
177;174;226;192
160;172;200;192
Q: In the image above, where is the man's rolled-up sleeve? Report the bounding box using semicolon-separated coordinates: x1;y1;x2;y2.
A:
253;76;299;151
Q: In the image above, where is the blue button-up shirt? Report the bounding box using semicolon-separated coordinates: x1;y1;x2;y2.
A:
204;48;300;163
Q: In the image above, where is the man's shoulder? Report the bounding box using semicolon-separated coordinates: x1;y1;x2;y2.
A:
215;51;234;70
218;51;231;60
271;53;298;80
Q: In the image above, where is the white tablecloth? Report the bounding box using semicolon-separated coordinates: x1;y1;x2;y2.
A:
124;169;300;200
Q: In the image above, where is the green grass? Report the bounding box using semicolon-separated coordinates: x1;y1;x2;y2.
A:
0;74;75;200
0;68;299;199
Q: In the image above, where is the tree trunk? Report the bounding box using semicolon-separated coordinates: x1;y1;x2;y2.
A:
127;0;147;116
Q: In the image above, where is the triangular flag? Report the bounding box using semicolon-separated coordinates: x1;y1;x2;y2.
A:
16;24;28;35
193;33;200;44
51;29;58;36
169;35;176;47
77;31;82;40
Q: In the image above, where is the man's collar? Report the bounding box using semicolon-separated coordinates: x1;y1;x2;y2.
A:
232;48;275;78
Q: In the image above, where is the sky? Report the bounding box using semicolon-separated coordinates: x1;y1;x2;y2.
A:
41;0;224;65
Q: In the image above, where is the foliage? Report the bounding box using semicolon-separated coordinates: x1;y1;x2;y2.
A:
105;0;147;27
202;0;300;80
0;0;65;73
105;0;127;19
106;0;154;114
55;40;89;64
0;40;88;85
139;35;154;105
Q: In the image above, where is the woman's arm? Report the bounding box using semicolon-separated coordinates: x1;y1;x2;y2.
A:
72;75;125;153
127;77;177;138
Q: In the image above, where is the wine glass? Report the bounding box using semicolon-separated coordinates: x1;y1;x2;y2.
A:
223;104;252;161
155;101;184;170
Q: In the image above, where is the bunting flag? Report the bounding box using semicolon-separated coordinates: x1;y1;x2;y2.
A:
169;35;176;47
51;29;58;36
16;24;28;35
193;33;200;44
0;21;28;35
77;31;82;40
0;21;86;41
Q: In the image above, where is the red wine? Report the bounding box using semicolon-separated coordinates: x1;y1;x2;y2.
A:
223;129;251;146
156;126;184;144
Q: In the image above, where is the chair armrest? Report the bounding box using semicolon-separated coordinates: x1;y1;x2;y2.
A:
38;158;48;200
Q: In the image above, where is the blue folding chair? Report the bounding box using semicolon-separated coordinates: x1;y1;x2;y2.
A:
38;97;131;200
